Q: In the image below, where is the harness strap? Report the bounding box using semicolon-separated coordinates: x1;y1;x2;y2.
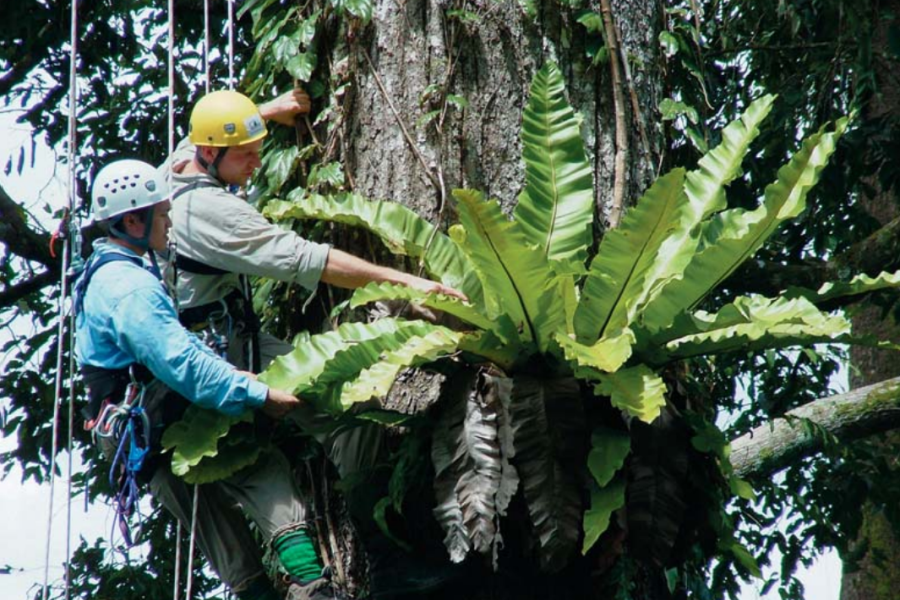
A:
73;251;144;316
171;179;262;371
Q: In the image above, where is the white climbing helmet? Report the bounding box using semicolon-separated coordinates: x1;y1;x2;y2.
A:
91;159;169;222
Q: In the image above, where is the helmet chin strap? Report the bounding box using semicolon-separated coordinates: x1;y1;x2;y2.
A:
196;147;229;183
109;205;157;252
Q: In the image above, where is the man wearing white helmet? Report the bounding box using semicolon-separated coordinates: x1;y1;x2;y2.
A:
74;159;337;600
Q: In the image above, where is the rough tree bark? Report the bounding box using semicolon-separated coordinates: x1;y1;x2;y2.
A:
840;0;900;597
321;0;662;597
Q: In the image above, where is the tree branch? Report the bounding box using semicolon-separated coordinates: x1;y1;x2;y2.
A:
0;182;56;270
0;271;58;306
731;376;900;478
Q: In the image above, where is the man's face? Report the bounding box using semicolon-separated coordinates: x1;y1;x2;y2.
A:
148;200;172;252
209;140;264;186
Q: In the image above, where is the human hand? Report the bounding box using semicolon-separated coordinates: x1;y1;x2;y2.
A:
406;275;469;302
258;88;311;126
262;387;302;419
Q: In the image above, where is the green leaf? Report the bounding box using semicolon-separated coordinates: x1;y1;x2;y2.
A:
659;295;851;362
631;95;775;334
727;540;762;578
658;31;680;57
297;11;320;46
455;189;568;353
556;328;635;374
262;319;459;415
339;329;463;408
373;497;413;551
259;318;407;397
582;478;626;554
446;9;481;23
446;94;469;109
518;0;537;19
690;421;729;460
659;98;698;123
730;476;756;501
330;0;373;22
576;11;604;34
265;192;484;309
587;428;631;487
286;51;317;82
349;281;494;331
642;114;847;333
415;109;441;129
457;329;524;372
574;169;687;343
514;62;594;277
308;162;345;188
181;436;263;485
272;34;299;65
263;146;300;194
784;269;900;305
593;365;666;423
161;407;254;476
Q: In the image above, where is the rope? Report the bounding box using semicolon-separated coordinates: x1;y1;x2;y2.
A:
65;325;77;600
185;484;200;600
173;521;183;600
227;0;235;89
42;1;80;598
203;0;211;93
167;5;183;600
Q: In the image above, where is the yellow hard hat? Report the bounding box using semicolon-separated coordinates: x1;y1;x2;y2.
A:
188;90;268;147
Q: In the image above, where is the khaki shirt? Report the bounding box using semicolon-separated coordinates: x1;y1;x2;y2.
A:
161;140;330;309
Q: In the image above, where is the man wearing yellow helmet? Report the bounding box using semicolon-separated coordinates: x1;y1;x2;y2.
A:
162;89;465;600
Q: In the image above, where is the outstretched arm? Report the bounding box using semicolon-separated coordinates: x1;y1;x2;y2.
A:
320;248;468;301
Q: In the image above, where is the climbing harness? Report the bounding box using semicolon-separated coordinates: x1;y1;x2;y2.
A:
170;182;263;369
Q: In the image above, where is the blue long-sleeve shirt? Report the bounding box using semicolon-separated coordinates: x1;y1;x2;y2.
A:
74;239;268;416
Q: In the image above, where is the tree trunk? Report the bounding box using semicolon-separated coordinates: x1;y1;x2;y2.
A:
320;0;663;597
841;0;900;597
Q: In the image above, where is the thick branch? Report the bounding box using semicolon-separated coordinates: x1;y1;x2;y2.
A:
0;271;58;306
731;376;900;478
0;182;56;269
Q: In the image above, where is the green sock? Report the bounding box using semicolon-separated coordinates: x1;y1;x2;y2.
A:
273;529;323;582
236;575;280;600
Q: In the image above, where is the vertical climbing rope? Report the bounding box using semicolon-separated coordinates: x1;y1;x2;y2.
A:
65;325;77;600
42;2;79;599
166;3;184;600
227;0;236;89
185;484;200;600
203;0;211;93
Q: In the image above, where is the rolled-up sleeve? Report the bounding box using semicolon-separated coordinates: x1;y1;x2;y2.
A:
176;186;330;291
111;282;269;415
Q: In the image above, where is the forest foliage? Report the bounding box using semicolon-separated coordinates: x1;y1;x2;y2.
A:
3;0;900;599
